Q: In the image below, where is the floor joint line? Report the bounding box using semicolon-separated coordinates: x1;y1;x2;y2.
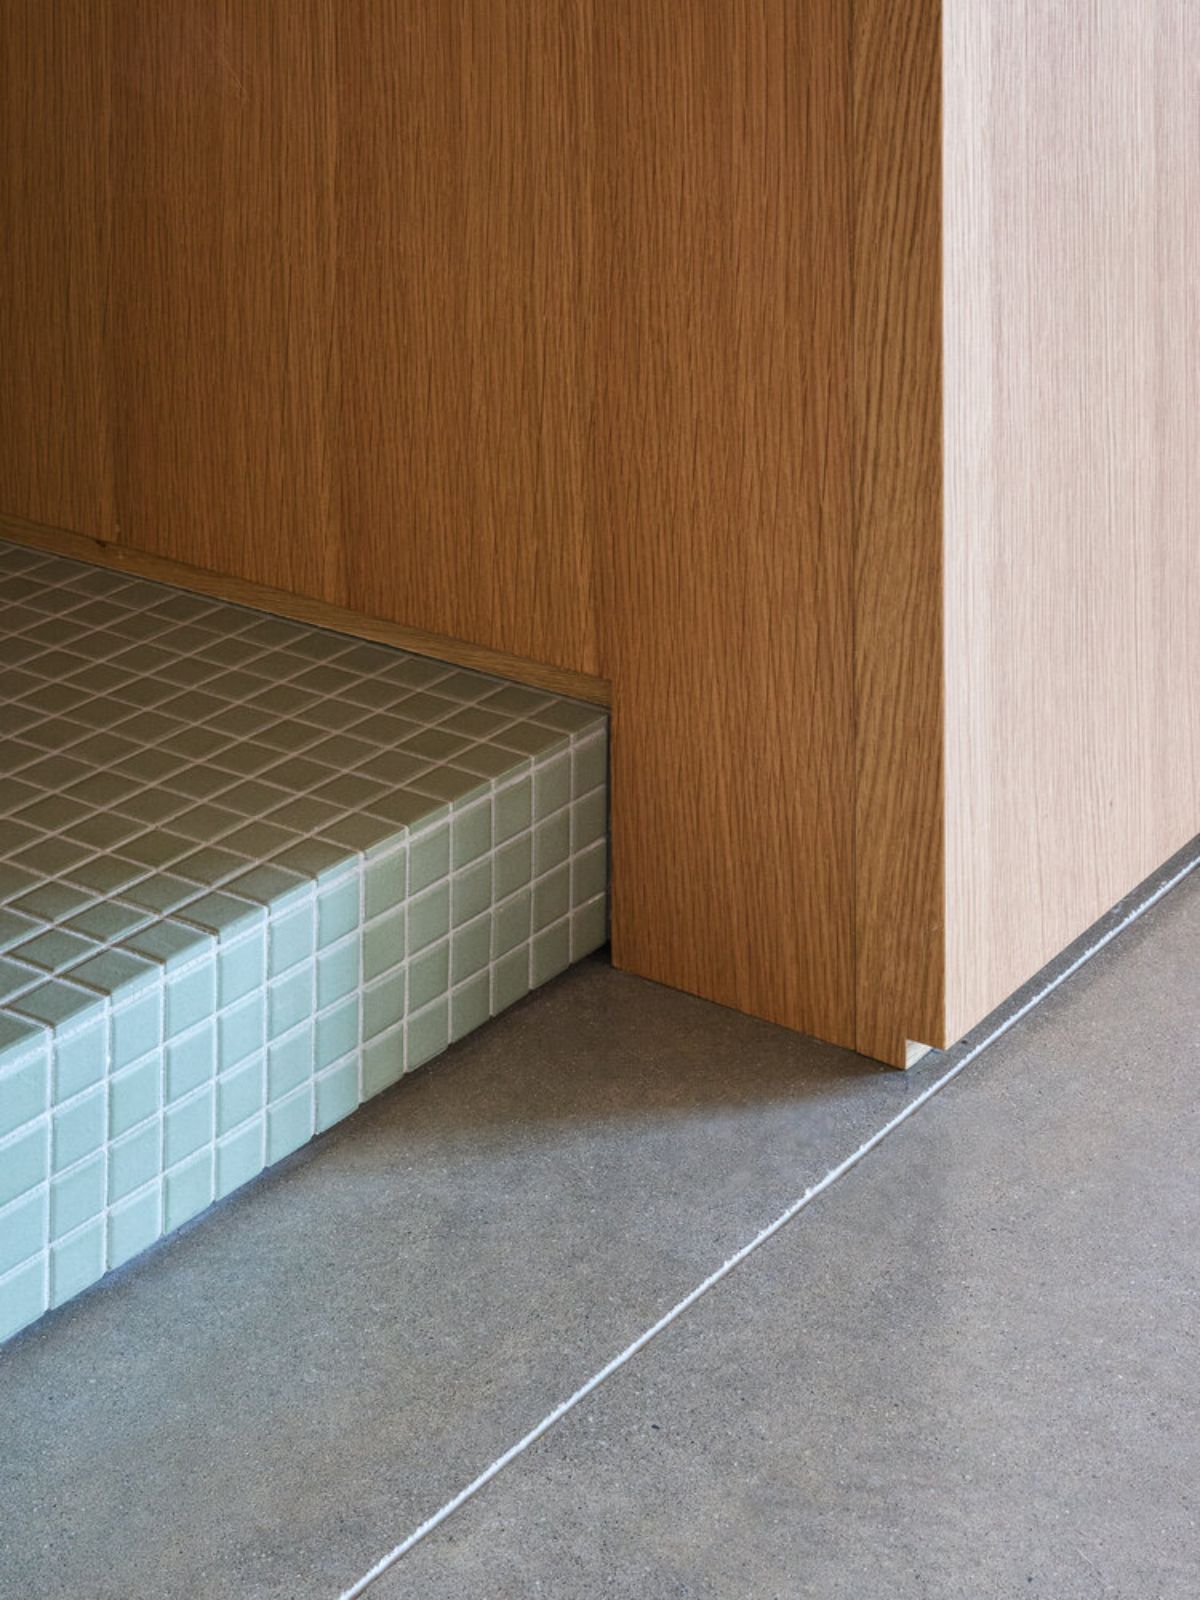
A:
337;847;1200;1599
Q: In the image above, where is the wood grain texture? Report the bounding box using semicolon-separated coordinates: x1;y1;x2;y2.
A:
108;0;342;602
942;0;1200;1038
1;0;597;676
852;0;946;1061
0;0;114;539
0;513;609;705
596;0;858;1046
335;0;600;673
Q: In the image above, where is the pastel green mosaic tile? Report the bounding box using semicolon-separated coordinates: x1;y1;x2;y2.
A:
267;1087;314;1164
68;947;158;1002
0;956;39;1004
363;908;405;984
50;1153;106;1240
483;684;550;716
0;909;40;955
364;845;407;921
165;1023;215;1103
408;882;450;954
408;941;450;1012
268;967;312;1040
450;971;491;1042
111;986;162;1072
166;960;216;1039
493;720;569;759
218;927;267;1008
217;1056;264;1137
108;1121;160;1203
164;1087;214;1168
451;800;492;869
107;1186;160;1269
13;928;101;976
573;840;609;905
109;1055;161;1139
49;1218;105;1309
494;776;533;843
315;1057;358;1132
493;890;532;961
452;916;492;985
533;810;571;877
216;1121;263;1200
268;1027;313;1103
363;972;406;1041
492;944;532;1014
123;919;213;972
65;899;152;945
317;875;360;949
177;891;264;941
52;1088;106;1174
449;860;492;930
408;822;451;894
494;835;533;901
164;1150;214;1232
572;895;609;960
0;1049;48;1140
0;1010;46;1064
53;1016;107;1101
0;1187;46;1276
0;536;607;1343
0;1121;47;1207
362;1026;405;1098
218;993;264;1073
316;992;360;1068
533;751;572;818
272;838;352;880
532;920;573;988
407;998;450;1070
317;937;360;1011
0;1255;47;1343
407;765;489;806
268;898;314;978
573;787;608;851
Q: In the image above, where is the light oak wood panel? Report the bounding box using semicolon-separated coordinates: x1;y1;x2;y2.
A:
596;0;858;1046
107;0;343;603
0;512;609;705
335;0;600;675
0;0;114;539
852;0;945;1062
942;0;1200;1037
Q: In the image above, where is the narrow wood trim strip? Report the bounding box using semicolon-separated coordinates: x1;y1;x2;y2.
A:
851;0;946;1064
0;514;611;707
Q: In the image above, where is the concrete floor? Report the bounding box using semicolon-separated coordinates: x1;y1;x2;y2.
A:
1;856;1198;1599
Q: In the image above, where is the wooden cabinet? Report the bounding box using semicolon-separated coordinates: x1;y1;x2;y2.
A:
2;2;1196;1065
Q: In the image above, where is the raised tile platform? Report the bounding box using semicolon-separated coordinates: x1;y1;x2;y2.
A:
0;541;608;1344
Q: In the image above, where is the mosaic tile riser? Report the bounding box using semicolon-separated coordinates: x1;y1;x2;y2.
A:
0;541;608;1344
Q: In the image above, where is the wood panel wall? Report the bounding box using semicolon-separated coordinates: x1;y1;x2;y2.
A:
0;0;871;1054
942;0;1200;1038
3;1;1194;1065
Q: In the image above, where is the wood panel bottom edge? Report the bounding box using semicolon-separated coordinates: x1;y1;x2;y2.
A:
0;515;611;707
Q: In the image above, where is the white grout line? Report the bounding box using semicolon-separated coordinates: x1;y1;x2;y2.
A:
337;845;1200;1599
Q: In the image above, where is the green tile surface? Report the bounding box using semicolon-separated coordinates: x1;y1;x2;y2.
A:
0;536;607;1346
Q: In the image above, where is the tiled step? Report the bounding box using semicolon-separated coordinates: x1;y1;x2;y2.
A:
0;540;608;1345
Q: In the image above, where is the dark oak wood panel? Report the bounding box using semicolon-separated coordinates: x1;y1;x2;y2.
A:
596;1;858;1047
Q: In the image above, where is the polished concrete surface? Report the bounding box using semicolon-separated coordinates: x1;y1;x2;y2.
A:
2;864;1198;1598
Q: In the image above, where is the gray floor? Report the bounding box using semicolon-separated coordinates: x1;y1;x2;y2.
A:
2;863;1198;1599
